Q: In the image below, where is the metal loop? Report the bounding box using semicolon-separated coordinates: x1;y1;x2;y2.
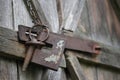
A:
41;26;49;41
28;28;33;40
28;25;49;42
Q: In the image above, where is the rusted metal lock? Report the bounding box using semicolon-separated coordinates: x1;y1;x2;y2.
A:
22;25;48;71
18;25;66;70
18;25;101;71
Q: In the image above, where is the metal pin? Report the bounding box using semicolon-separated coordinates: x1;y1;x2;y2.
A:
22;46;35;71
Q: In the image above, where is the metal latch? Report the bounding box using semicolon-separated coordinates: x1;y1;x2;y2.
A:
18;25;101;71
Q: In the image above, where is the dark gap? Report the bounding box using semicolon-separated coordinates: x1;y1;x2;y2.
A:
16;60;20;80
11;0;15;30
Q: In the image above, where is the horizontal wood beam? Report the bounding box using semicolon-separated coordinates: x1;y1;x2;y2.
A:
0;26;120;70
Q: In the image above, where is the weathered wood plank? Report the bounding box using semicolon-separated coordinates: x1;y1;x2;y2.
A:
97;67;120;80
0;0;13;29
110;0;120;22
86;0;112;46
0;0;18;79
0;57;17;80
81;63;97;80
33;0;59;33
0;26;120;70
13;0;33;31
74;0;91;39
42;68;67;80
18;62;43;80
66;51;88;80
103;0;120;48
60;0;85;31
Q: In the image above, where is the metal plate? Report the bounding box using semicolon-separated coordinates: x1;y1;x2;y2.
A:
18;25;100;55
32;38;66;70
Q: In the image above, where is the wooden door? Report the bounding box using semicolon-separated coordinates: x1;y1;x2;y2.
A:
0;0;120;80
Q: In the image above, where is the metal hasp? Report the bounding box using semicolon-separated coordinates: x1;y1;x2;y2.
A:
18;25;101;71
22;25;49;71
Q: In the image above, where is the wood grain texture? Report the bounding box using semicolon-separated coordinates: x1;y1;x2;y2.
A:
74;0;91;39
0;57;17;80
66;51;88;80
33;0;59;33
86;0;112;46
18;62;43;80
110;0;120;22
97;67;120;80
81;63;97;80
0;0;18;80
104;0;120;48
86;0;120;48
42;68;67;80
0;0;13;29
13;0;33;31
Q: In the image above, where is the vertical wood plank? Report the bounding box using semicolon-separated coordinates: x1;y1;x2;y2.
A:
107;0;120;48
13;0;33;31
0;0;13;29
18;62;43;80
102;0;120;48
34;0;59;33
87;0;112;46
74;0;91;39
0;57;17;80
42;68;67;80
81;63;97;80
97;67;120;80
0;0;18;80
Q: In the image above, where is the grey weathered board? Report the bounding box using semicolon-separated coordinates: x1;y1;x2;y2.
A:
0;0;17;80
0;0;120;80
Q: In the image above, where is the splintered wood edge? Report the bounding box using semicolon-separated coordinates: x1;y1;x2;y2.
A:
0;26;120;70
